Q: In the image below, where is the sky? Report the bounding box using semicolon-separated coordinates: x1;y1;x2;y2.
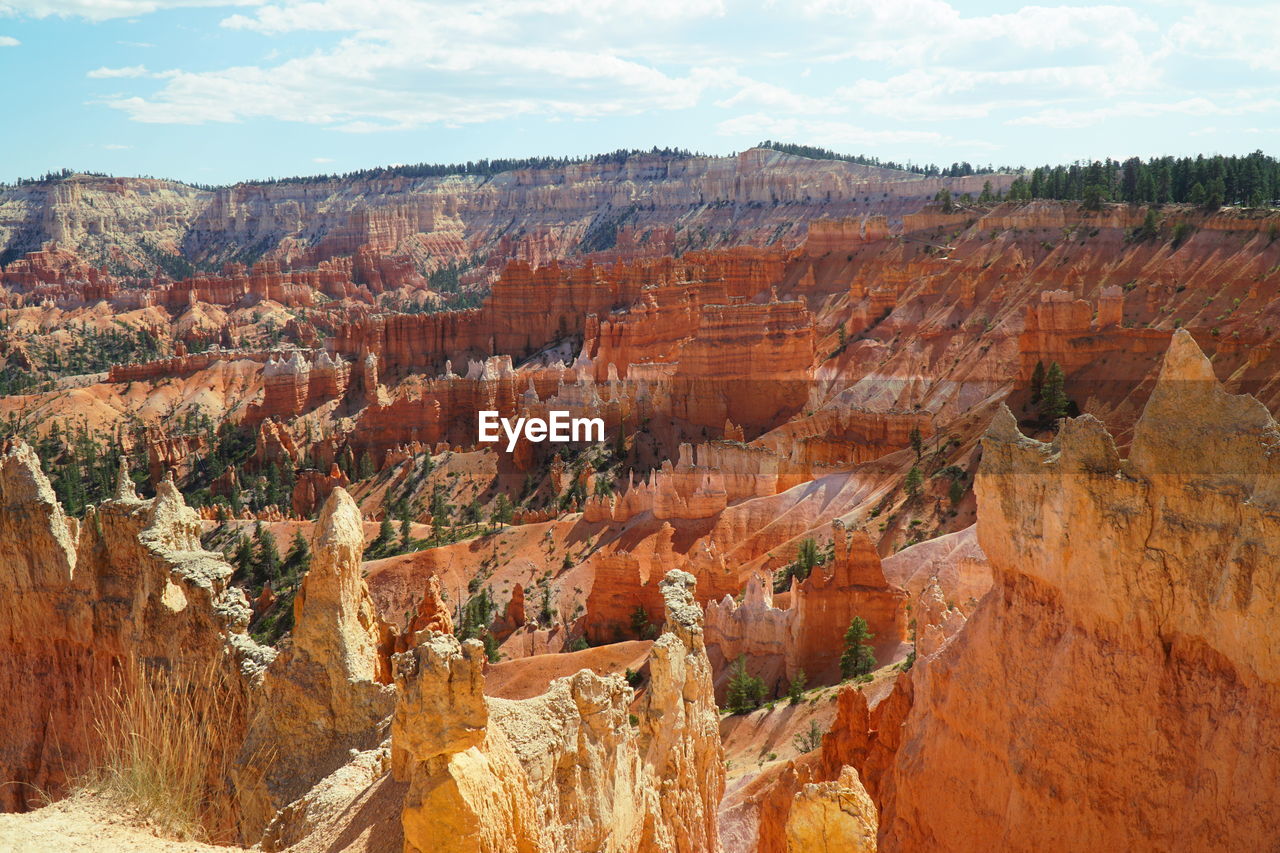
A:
0;0;1276;186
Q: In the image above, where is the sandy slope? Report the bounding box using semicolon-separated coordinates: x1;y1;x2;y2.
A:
0;796;229;853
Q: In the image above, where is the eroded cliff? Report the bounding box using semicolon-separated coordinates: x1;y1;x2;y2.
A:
391;569;724;853
874;330;1280;850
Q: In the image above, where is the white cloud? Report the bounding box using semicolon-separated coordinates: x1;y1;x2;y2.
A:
714;78;840;114
103;2;738;129
103;143;131;149
1166;4;1280;71
219;0;725;35
0;35;18;46
806;1;1156;66
13;0;1276;161
836;62;1163;123
87;64;149;78
0;0;262;22
1008;95;1280;129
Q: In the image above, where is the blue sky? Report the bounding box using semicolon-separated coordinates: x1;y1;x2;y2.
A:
0;0;1276;185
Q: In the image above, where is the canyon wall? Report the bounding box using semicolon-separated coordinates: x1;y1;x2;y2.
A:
0;456;270;828
0;151;1015;277
875;330;1280;850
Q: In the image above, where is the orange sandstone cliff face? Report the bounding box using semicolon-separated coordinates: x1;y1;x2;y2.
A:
871;330;1280;851
233;487;396;843
391;569;724;853
705;520;909;694
0;456;271;828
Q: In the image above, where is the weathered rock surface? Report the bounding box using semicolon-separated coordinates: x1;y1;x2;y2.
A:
391;569;724;853
784;765;877;853
233;487;395;843
875;331;1280;850
0;451;269;832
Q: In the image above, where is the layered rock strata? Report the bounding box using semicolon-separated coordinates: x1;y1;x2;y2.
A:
391;569;724;853
0;454;269;827
234;488;395;842
875;331;1280;850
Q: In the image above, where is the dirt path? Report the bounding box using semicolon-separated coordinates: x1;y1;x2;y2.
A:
0;797;233;853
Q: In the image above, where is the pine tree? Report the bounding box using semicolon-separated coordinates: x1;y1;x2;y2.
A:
265;462;281;507
726;656;765;714
283;529;309;580
787;669;807;705
254;527;281;590
1135;208;1160;241
795;537;820;581
231;534;254;582
839;617;877;679
1121;157;1141;204
365;516;394;558
1039;361;1069;425
793;719;824;753
430;486;451;539
1082;184;1105;211
630;605;651;639
459;588;494;640
490;493;513;527
1206;177;1226;210
538;583;554;627
904;466;923;501
1030;360;1046;405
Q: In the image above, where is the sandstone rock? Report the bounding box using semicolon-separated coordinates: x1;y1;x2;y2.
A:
291;464;350;518
874;330;1280;851
638;569;726;853
784;765;877;853
0;440;269;834
234;487;395;842
705;523;909;691
397;573;454;650
391;569;724;853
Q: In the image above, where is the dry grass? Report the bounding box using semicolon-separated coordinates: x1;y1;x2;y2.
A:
75;655;245;843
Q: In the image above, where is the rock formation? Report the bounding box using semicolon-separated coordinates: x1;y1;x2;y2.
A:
291;464;350;518
783;766;878;853
234;488;395;843
391;569;724;853
0;452;269;831
705;521;909;691
873;330;1280;850
12;160;1280;853
0;153;1013;281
